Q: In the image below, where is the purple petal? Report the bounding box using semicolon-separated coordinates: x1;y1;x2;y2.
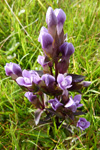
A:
38;26;48;42
41;74;55;86
37;55;45;67
46;7;57;27
82;81;91;87
16;77;32;87
57;74;64;83
59;42;68;56
5;64;13;76
67;43;75;56
12;63;22;76
41;32;53;49
25;92;37;102
54;8;66;25
65;97;77;112
22;70;31;78
65;75;72;85
74;94;81;103
49;97;63;111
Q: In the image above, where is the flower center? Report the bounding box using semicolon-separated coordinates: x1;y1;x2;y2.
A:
24;77;31;84
80;121;85;127
61;80;67;87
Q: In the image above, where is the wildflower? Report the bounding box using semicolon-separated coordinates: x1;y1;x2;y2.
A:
48;97;63;111
65;97;77;112
82;81;91;87
4;62;22;77
77;118;90;130
73;94;83;108
41;74;55;86
57;74;72;90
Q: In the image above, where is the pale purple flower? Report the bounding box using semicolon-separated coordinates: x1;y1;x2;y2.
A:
60;42;75;57
16;70;32;87
4;62;22;76
46;7;57;27
77;118;90;130
65;97;77;112
37;55;45;67
41;74;55;86
38;26;48;42
29;70;41;85
54;8;66;35
82;81;91;87
73;94;83;108
57;74;72;90
48;97;63;111
25;92;37;102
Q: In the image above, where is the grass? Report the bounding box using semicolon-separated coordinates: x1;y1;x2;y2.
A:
0;0;100;149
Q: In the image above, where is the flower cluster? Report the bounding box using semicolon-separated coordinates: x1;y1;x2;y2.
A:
4;7;91;130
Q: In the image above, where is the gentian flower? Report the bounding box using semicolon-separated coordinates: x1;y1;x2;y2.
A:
46;7;57;27
4;62;22;77
54;8;66;35
48;97;63;111
65;97;77;112
37;55;45;67
25;92;37;103
73;94;83;108
57;74;72;90
30;70;41;85
41;74;55;86
16;70;33;87
77;118;90;130
38;26;48;42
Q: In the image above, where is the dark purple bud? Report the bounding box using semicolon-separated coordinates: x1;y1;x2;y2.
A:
54;8;66;35
60;42;75;57
41;74;55;86
4;62;22;77
77;118;90;130
48;97;63;111
65;97;77;112
25;92;37;103
82;81;91;87
46;7;57;27
57;74;72;90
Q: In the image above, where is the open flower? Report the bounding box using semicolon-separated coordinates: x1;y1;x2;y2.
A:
4;62;22;77
73;94;83;108
77;118;90;130
16;70;41;87
48;97;63;111
57;74;72;90
65;97;77;112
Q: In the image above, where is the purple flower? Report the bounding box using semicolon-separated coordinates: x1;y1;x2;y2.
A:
57;74;72;90
65;97;77;112
73;94;83;108
16;70;32;87
16;70;41;87
46;7;57;27
38;26;48;42
77;118;90;130
25;92;37;103
37;55;45;67
54;8;66;35
60;42;75;57
41;74;55;86
4;62;22;76
30;70;41;85
48;97;63;111
82;81;91;87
